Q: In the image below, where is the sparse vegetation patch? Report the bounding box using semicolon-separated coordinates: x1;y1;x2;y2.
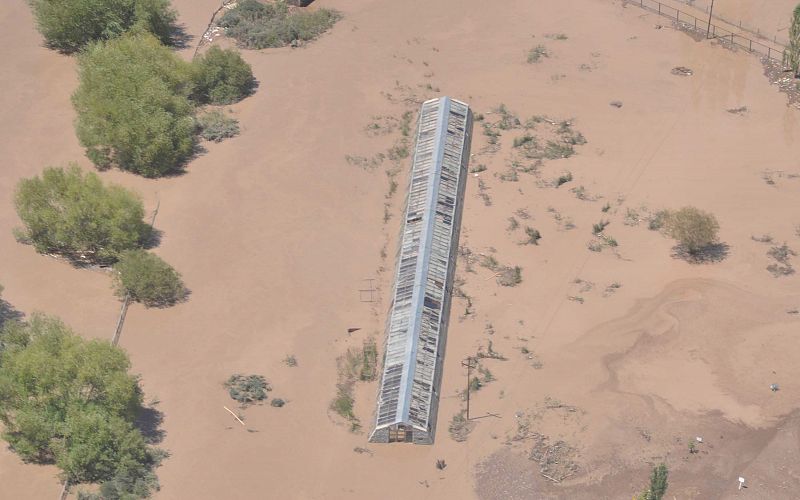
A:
330;339;378;432
225;374;271;406
527;44;550;63
219;0;341;49
197;109;240;142
522;227;541;245
449;411;474;442
767;243;796;276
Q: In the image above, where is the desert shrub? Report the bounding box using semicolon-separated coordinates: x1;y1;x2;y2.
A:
554;171;573;187
497;266;522;287
449;411;473;442
192;46;255;104
219;0;341;49
523;227;541;245
767;244;796;264
527;44;549;63
28;0;176;53
494;104;520;130
513;134;536;148
225;374;270;406
648;210;668;230
766;243;796;277
14;165;150;264
0;314;161;492
592;219;609;235
544;141;575;159
482;123;501;144
113;250;185;307
664;207;719;254
197;110;240;142
73;32;195;177
470;164;487;173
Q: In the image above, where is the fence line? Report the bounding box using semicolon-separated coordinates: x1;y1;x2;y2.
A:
671;0;789;47
628;0;788;66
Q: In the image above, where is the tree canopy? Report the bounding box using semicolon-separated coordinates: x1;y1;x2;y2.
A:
14;165;151;264
114;250;185;307
28;0;177;53
73;32;195;177
192;46;256;105
0;315;152;479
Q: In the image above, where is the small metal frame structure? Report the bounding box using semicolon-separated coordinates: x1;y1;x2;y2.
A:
369;97;473;444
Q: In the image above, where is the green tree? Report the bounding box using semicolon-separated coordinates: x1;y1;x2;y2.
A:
665;206;720;254
192;46;256;105
14;165;151;264
786;5;800;77
636;463;669;500
0;315;164;494
0;315;141;460
114;250;185;307
28;0;176;53
73;32;195;177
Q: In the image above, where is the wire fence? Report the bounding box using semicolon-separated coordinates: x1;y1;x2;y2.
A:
672;0;789;46
629;0;788;66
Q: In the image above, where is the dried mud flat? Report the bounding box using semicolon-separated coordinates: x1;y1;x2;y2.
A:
1;0;800;499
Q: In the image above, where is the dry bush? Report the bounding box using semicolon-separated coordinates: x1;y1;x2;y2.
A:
665;207;720;254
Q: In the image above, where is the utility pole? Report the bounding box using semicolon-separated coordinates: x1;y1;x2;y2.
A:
461;356;477;420
706;0;716;39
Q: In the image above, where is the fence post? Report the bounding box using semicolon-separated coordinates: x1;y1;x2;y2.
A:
768;47;771;60
749;39;752;51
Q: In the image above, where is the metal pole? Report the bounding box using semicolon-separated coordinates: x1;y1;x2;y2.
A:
706;0;715;39
461;357;474;420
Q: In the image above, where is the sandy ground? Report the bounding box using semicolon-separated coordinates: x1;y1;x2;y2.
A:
667;0;797;45
1;0;800;498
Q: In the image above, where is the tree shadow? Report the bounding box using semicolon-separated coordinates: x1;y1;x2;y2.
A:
671;242;730;264
169;23;193;50
142;228;164;250
0;298;24;330
136;405;166;445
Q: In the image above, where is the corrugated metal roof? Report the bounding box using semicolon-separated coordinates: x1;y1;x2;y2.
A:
370;96;472;443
